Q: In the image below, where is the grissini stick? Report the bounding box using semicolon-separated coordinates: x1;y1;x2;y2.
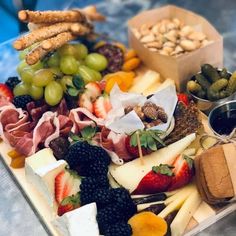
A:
27;22;51;31
41;31;78;50
80;5;106;21
26;32;76;64
70;23;92;36
18;10;86;24
14;22;76;50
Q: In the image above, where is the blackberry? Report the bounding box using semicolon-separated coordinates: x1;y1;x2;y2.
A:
104;223;132;236
92;146;111;166
65;141;91;170
5;76;20;90
81;161;108;177
93;188;112;208
80;176;109;192
49;137;70;160
96;44;124;73
111;188;137;219
97;204;125;234
80;188;94;205
13;95;33;110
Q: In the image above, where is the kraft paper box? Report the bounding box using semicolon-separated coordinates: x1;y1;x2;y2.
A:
128;5;223;91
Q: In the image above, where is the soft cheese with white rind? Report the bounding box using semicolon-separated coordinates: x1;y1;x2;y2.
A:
53;203;99;236
170;187;202;236
110;133;196;192
26;159;67;207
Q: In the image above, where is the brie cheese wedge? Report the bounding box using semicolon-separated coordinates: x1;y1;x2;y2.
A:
25;149;68;206
53;203;99;236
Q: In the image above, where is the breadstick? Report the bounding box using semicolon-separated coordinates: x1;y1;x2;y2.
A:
27;22;51;31
26;45;48;65
41;32;76;51
18;9;86;24
70;23;92;36
81;5;106;21
13;22;75;50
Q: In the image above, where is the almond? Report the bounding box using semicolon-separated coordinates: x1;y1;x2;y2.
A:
188;31;206;41
145;41;163;49
140;34;155;43
180;25;194;37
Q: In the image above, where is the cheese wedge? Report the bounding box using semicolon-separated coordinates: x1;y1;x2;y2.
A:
53;203;99;236
193;201;215;223
170;187;201;236
110;133;196;192
142;81;162;96
129;70;161;94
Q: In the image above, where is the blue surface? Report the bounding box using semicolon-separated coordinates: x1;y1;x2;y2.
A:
1;0;236;236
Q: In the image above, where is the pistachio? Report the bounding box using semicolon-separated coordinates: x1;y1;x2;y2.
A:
163;46;174;54
145;41;163;49
159;24;167;34
163;41;176;48
180;39;197;51
140;34;155;43
180;25;194;37
173;18;181;28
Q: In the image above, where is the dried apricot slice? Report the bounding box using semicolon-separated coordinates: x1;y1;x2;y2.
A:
105;76;123;93
124;49;137;61
128;211;167;236
122;57;141;72
8;149;23;159
10;156;26;169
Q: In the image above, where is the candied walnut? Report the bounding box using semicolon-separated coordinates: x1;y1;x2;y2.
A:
124;106;133;114
133;106;145;120
142;106;158;120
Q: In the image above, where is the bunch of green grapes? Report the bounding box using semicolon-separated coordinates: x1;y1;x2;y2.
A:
15;43;108;106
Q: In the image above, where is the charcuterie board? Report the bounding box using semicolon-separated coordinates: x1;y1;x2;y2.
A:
1;88;236;236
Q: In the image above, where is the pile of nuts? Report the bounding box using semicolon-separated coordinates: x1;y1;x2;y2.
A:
132;18;213;57
124;102;168;128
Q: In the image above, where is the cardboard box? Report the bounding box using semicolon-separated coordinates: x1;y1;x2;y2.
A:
128;5;223;91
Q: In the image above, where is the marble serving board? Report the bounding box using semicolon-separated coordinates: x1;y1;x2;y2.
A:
1;114;236;236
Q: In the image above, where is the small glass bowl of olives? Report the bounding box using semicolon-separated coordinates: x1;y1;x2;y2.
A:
187;64;236;114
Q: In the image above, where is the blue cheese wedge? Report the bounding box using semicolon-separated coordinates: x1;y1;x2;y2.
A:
53;203;99;236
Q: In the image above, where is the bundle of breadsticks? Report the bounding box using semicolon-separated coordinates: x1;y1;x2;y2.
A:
13;5;105;65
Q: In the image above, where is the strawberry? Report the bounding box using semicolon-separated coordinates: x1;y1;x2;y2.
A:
125;130;165;158
84;82;101;102
168;155;194;191
133;164;174;194
177;93;189;106
78;93;93;113
125;136;150;158
0;83;13;101
55;169;81;204
57;192;80;216
93;94;112;119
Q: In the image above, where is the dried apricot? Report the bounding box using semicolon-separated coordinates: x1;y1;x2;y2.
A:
10;156;26;169
105;76;123;93
122;57;141;72
128;211;167;236
124;49;137;61
8;149;23;159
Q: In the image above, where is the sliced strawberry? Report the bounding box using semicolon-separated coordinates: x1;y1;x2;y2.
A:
55;169;81;204
85;82;101;102
93;94;112;119
78;93;93;113
125;136;151;158
177;93;189;106
133;164;174;194
57;192;80;216
0;84;13;101
168;155;194;191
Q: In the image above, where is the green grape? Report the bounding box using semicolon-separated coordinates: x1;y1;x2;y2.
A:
21;67;34;84
78;65;100;84
30;60;44;70
47;52;60;67
60;56;78;75
44;81;63;106
58;44;77;57
13;82;30;96
29;85;44;100
85;53;108;71
73;43;88;60
50;67;63;77
60;75;73;91
17;60;28;75
93;70;102;81
32;69;55;87
19;49;29;61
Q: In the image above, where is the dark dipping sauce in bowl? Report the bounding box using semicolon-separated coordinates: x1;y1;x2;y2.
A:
211;109;236;135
